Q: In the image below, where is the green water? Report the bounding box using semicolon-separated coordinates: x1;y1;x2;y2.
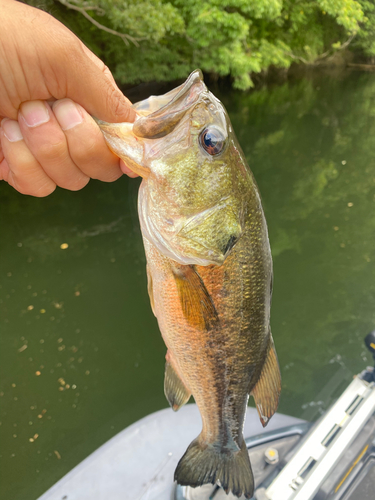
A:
1;69;375;500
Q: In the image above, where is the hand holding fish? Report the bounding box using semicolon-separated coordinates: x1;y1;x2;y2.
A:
0;0;137;196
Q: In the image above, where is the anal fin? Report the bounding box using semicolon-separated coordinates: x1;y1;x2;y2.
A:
164;351;191;411
172;265;219;331
251;338;281;427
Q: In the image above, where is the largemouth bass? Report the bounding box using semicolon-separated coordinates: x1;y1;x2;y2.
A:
97;70;281;499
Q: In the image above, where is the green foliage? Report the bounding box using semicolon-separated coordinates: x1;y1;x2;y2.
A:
24;0;375;88
354;0;375;57
100;0;184;40
317;0;364;31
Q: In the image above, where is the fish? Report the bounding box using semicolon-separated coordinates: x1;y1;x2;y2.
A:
96;70;281;499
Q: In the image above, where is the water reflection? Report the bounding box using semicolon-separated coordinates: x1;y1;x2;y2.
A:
1;70;375;499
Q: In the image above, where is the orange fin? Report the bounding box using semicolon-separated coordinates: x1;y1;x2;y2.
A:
164;353;191;411
146;265;155;316
172;265;219;330
251;338;281;427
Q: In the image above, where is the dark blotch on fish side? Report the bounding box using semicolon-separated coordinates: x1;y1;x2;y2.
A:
222;234;238;256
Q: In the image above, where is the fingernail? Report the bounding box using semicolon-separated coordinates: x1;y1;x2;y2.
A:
53;99;83;130
20;100;50;127
1;119;23;142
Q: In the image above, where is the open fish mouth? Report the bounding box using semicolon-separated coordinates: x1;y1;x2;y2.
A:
132;70;206;139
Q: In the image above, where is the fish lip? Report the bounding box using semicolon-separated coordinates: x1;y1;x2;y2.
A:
133;70;207;139
146;70;205;117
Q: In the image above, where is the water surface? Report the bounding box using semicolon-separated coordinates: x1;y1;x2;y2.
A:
1;69;375;499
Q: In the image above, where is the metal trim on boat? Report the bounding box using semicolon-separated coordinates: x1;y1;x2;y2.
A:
245;423;312;449
264;374;375;500
175;423;311;499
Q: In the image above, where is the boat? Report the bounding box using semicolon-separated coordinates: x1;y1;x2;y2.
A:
37;333;375;500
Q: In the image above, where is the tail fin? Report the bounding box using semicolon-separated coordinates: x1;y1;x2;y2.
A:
174;437;254;499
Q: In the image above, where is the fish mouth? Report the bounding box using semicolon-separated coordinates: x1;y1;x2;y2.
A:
132;70;206;140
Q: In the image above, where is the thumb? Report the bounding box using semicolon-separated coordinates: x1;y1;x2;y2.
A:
61;42;136;124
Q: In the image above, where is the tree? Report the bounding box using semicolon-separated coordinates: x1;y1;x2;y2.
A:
25;0;371;88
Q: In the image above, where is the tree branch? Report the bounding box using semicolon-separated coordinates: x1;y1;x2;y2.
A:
70;1;106;16
286;33;357;66
315;33;356;61
285;52;310;65
56;0;140;47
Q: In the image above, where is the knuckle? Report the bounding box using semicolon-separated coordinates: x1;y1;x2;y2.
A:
38;140;66;162
60;175;89;192
71;129;120;181
15;180;56;197
104;86;136;123
102;63;110;75
74;134;99;165
100;170;122;183
107;87;123;121
113;95;125;121
33;183;57;197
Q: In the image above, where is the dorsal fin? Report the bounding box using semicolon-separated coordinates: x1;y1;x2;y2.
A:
171;265;219;330
251;338;281;427
164;351;191;411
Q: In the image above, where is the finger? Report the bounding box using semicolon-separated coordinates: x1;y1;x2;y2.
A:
52;98;123;182
0;133;10;182
80;44;119;90
18;100;90;191
120;159;139;178
0;119;56;196
61;41;136;124
0;0;136;123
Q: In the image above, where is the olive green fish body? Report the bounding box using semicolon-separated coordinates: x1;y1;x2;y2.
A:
96;70;281;499
144;175;276;497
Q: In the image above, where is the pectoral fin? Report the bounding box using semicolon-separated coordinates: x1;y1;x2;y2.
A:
172;265;219;330
251;338;281;427
146;265;156;316
164;352;191;411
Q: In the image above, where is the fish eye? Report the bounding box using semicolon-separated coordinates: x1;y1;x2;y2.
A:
199;127;226;156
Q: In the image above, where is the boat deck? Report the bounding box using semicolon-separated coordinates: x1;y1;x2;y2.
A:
37;404;304;500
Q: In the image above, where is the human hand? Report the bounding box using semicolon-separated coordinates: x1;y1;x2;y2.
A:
0;0;138;197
